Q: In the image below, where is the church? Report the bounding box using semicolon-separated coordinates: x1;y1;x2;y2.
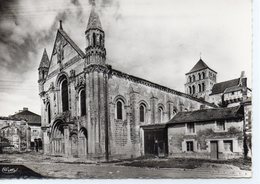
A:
38;4;250;160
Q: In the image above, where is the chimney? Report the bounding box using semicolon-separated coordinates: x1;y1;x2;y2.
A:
239;71;247;87
240;71;245;78
23;107;28;111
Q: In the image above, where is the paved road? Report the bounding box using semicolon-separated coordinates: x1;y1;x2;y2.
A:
23;162;251;179
0;153;252;179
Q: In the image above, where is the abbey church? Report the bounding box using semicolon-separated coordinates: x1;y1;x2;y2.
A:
38;5;251;160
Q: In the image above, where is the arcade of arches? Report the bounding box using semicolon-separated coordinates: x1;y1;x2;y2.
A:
50;120;88;157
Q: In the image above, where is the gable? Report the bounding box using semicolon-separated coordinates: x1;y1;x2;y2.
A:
210;78;240;95
48;29;85;74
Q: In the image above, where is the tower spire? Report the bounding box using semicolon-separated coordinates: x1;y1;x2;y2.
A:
90;0;95;6
86;2;102;31
85;1;106;65
59;20;63;30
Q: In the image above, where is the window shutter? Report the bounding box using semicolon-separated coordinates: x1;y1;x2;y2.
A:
182;141;186;152
233;139;239;152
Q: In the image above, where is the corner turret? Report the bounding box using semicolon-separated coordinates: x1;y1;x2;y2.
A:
38;48;50;82
85;4;106;65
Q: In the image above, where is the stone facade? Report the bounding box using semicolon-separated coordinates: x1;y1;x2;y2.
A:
185;59;217;101
11;107;42;150
167;106;245;160
38;5;215;160
0;117;31;152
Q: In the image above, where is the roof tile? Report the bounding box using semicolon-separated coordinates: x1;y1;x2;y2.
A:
211;78;240;95
167;106;243;124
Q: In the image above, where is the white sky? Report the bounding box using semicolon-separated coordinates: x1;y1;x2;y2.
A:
0;0;252;116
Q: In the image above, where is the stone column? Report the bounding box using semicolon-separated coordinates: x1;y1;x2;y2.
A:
64;125;70;156
150;96;158;124
42;127;50;154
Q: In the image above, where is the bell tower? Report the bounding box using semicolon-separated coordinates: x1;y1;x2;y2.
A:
85;3;106;65
185;58;217;101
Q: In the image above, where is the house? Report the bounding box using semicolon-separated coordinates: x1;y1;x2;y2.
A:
11;107;42;150
141;106;246;160
0;117;31;152
209;71;250;107
167;106;245;159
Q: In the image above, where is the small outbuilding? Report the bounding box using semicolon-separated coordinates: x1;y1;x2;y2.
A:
140;105;246;160
167;106;245;159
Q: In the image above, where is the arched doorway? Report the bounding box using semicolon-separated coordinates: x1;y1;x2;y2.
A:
51;121;65;155
70;133;78;157
78;128;88;156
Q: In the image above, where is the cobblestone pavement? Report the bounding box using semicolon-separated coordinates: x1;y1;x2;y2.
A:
0;153;252;179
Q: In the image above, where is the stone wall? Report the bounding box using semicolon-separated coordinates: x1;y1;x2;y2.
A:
168;119;244;159
107;70;215;159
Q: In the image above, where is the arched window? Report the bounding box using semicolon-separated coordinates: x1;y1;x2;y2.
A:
189;86;192;94
93;33;96;46
61;79;69;112
192;75;196;82
202;83;205;91
198;84;201;92
198;73;201;80
192;85;196;94
116;100;123;120
42;71;45;79
202;72;205;79
139;103;146;122
99;35;102;46
47;103;51;124
158;106;164;123
188;76;192;83
172;109;177;118
86;35;90;47
79;89;86;116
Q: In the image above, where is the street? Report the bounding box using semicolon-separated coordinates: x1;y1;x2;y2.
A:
0;152;251;179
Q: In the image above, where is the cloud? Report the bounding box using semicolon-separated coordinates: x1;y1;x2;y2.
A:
0;0;252;116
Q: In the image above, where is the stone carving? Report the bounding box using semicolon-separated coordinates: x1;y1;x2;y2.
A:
56;37;65;63
75;75;86;91
84;64;110;74
70;69;75;78
49;82;54;91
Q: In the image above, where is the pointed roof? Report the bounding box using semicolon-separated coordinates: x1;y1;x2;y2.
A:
210;78;240;95
86;5;103;30
186;58;217;75
188;59;209;73
12;109;41;126
39;49;50;69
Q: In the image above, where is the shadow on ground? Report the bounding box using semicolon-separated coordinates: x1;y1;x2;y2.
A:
0;164;44;179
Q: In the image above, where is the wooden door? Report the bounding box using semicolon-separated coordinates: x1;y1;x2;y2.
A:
210;141;218;159
144;128;168;156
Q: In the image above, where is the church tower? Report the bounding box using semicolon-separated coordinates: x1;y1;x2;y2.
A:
38;48;50;94
185;58;217;101
85;3;106;65
84;3;110;160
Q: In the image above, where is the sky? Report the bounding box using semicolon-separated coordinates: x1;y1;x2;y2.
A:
0;0;252;116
